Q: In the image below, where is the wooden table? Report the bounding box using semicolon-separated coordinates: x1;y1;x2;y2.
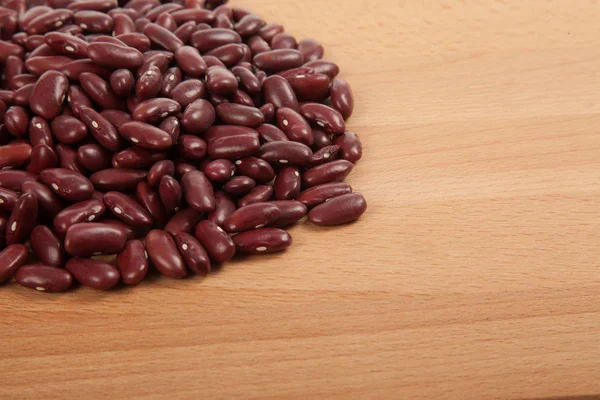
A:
2;1;600;399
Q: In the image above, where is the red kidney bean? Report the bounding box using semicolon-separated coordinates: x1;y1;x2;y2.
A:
330;78;354;120
21;180;63;219
302;159;352;188
174;232;211;275
0;187;19;212
234;156;273;183
203;55;226;68
238;184;273;207
303;60;339;79
173;20;197;43
207;43;244;67
288;74;330;102
40;168;94;202
147;159;174;187
65;222;126;256
256;123;287;143
74;10;113;33
0;41;24;64
44;31;88;57
5;56;24;83
19;6;51;32
311;127;332;150
297;38;324;62
109;69;134;97
178;135;207;160
297;182;353;208
332;130;362;163
310;145;340;166
144;3;182;21
80;72;124;111
25;56;73;77
0;244;28;283
234;13;265;36
308;192;366;226
300;103;345;135
223;202;280;233
258;141;312;166
26;144;58;174
161;67;182;97
259;103;275;123
61;59;112;82
158;175;182;212
134;17;150;33
223;176;255;196
65;86;92;119
190;27;240;53
170;8;214;24
0;213;6;248
109;8;138;19
132;98;180;124
135;181;168;227
203;159;235;182
208;191;235;226
173;46;206;78
203;126;258;143
6;192;37;245
163;207;200;236
156;12;177;32
98;218;134;239
100;110;132;129
116;33;151;52
262;75;299;112
271;32;297;50
0;142;32;169
232;7;251;21
69;0;118;12
119;121;172;151
181;99;215;135
13;84;34;107
136;65;162;100
205;65;238;96
270;200;307;227
216;103;264;128
170;79;206;109
174;159;197;179
194;220;235;264
274;167;301;200
116;239;148;285
259;23;283;42
143;22;183;52
27;9;73;35
112;147;165;169
0;170;38;191
28;116;53;147
213;13;233;29
51;115;87;145
10;74;37;91
233;228;292;254
55;143;87;173
230;89;254;107
207;134;260;160
230;66;260;96
276;107;313;145
146;229;187;278
253;49;304;73
16;265;73;292
113;12;135;35
30;225;64;267
76;143;112;171
66;257;120;290
103;191;153;226
5;106;30;137
247;35;270;55
181;170;214;212
90;168;146;191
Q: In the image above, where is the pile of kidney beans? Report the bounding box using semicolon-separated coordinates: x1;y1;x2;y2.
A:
0;0;366;292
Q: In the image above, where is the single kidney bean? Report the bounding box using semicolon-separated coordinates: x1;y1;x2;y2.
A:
119;121;173;151
0;142;32;169
69;0;118;12
135;181;169;227
330;78;354;120
223;202;280;233
13;84;34;107
158;116;180;144
247;35;271;55
258;23;284;42
302;160;353;188
271;32;297;50
270;200;307;227
170;79;206;109
256;123;288;143
311;127;332;150
231;66;261;95
55;143;86;173
259;103;275;123
164;208;201;235
204;125;259;142
29;116;53;147
174;232;211;275
300;103;345;135
231;89;255;107
274;167;301;200
288;74;331;102
19;6;51;32
181;170;214;212
254;49;304;73
51;115;88;145
277;107;313;145
113;13;135;35
155;12;177;31
30;225;64;267
144;2;182;21
205;65;238;96
303;60;339;79
0;244;29;283
216;103;264;128
113;147;165;169
132;98;180;125
138;53;170;78
53;198;105;234
61;59;112;82
262;75;299;111
207;134;260;160
204;159;235;182
258;141;312;166
90;168;147;191
174;159;197;179
206;43;244;67
109;69;135;97
213;13;233;29
173;20;197;43
74;10;113;33
143;22;183;52
80;72;124;111
238;184;273;207
6;193;37;245
159;175;182;213
66;86;93;119
10;75;38;91
66;257;120;290
333;130;362;163
146;229;187;279
170;7;214;24
26;144;58;174
174;46;207;77
297;182;353;209
194;220;235;264
147;159;174;187
190;27;241;53
134;17;150;32
180;99;215;135
65;222;127;256
0;41;24;64
28;70;68;121
232;7;251;21
22;180;64;219
223;176;256;196
116;239;148;285
203;55;226;68
310;145;340;166
297;38;324;62
178;135;207;160
103;191;153;226
0;170;38;191
235;156;274;183
233;228;292;254
5;106;30;137
44;31;88;57
0;187;19;212
26;9;73;35
98;218;135;240
100;110;132;129
234;13;264;36
16;265;73;292
136;65;162;100
161;67;182;97
308;192;366;226
208;191;235;227
25;56;72;77
76;144;112;171
39;168;94;202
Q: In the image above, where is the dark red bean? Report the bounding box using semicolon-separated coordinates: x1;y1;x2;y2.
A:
174;232;210;275
174;160;197;179
203;55;225;68
262;75;299;112
238;184;273;207
19;6;51;32
22;180;64;219
44;31;88;57
65;222;126;256
270;200;307;227
232;7;251;21
26;144;58;174
30;225;63;267
0;170;38;191
204;125;259;142
0;142;32;169
109;69;135;97
25;56;73;77
256;123;288;143
164;207;201;235
65;86;92;119
69;0;118;12
66;257;120;290
173;45;206;77
144;3;182;21
5;106;30;137
77;144;112;171
13;84;34;107
74;10;113;33
0;40;24;64
297;182;353;208
112;147;165;169
60;59;112;82
258;103;275;123
158;175;182;213
181;99;215;135
258;141;312;166
143;22;183;52
90;168;146;191
203;159;235;182
190;27;240;53
54;199;105;235
311;127;332;150
234;13;264;36
206;43;244;67
134;17;150;33
161;67;182;97
308;192;366;226
288;73;330;102
10;74;37;91
16;265;73;292
229;89;253;107
170;8;214;24
247;35;270;55
51;115;87;145
271;32;297;50
100;110;132;129
233;228;292;254
207;134;260;160
330;78;354;120
213;13;233;29
274;167;301;200
113;13;135;35
108;8;138;19
116;33;151;52
132;98;180;124
223;176;255;196
302;160;353;188
216;103;264;128
6;192;37;245
208;191;235;227
116;239;148;285
276;107;313;145
147;159;174;187
119;121;172;151
230;66;260;96
173;20;197;43
234;156;273;183
103;191;153;226
29;116;53;147
135;181;168;227
155;12;177;31
297;38;324;62
253;49;304;73
170;79;206;109
178;135;207;160
259;23;283;42
0;214;6;248
332;130;362;163
194;220;235;264
310;145;340;166
27;9;73;35
98;218;134;239
303;60;339;79
39;168;94;202
79;72;124;111
0;187;19;212
181;170;214;212
146;229;187;278
0;244;28;283
205;65;238;96
58;143;87;173
300;103;345;135
135;65;162;100
223;202;279;233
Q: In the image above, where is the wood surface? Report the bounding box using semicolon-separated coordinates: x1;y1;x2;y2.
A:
1;1;600;399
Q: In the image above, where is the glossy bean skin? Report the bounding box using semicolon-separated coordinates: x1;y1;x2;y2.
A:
258;141;313;166
0;187;19;212
74;10;113;33
56;144;87;173
173;45;206;77
235;13;265;36
164;208;201;235
205;65;238;96
116;239;148;285
53;198;106;235
69;0;119;12
277;107;313;145
0;170;38;191
297;38;324;62
100;110;132;129
40;168;94;202
303;60;339;79
86;42;144;70
247;35;271;55
235;156;274;183
158;175;182;213
333;130;362;163
174;232;211;275
203;159;235;182
30;225;64;267
170;79;206;109
79;72;124;111
60;59;112;82
159;116;180;143
310;145;340;167
16;265;73;292
98;218;135;240
0;244;29;284
89;168;149;192
133;98;180;124
253;49;304;73
207;43;244;67
262;75;299;111
174;160;197;179
77;144;112;171
181;170;215;212
147;159;174;187
288;74;330;102
238;184;273;207
270;200;307;227
119;121;172;151
143;22;183;52
161;67;182;97
274;167;301;200
259;103;275;123
109;69;135;97
0;213;7;248
26;9;74;35
300;103;346;135
0;142;32;169
146;229;187;279
13;84;34;107
302;160;353;188
21;180;64;219
113;13;135;35
204;125;259;142
207;134;260;160
66;257;120;290
28;71;69;120
194;220;235;264
117;33;151;52
173;20;197;43
223;176;256;196
65;222;126;256
307;192;366;226
330;78;354;120
216;103;264;127
256;123;288;143
51;115;88;145
135;181;169;227
181;99;215;135
103;191;153;226
135;65;162;100
6;193;37;245
25;56;72;76
66;86;94;119
223;202;280;233
271;32;297;50
190;27;241;53
208;191;235;227
29;116;53;147
259;23;284;42
5;106;30;137
233;228;292;254
311;127;332;150
112;147;165;169
178;135;207;160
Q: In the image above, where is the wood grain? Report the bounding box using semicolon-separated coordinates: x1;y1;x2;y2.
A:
2;1;600;398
